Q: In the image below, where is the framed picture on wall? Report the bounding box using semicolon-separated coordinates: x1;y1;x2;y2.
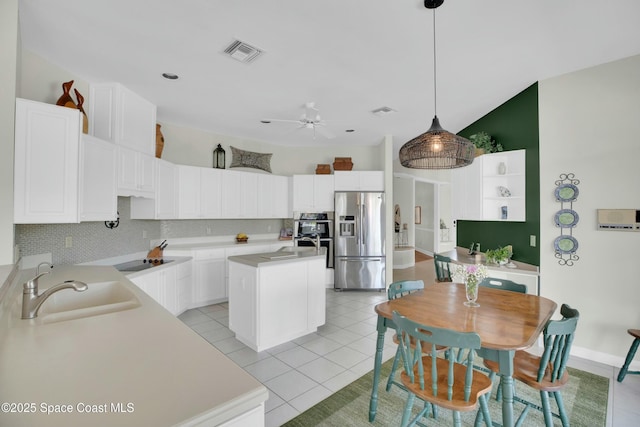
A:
415;206;421;224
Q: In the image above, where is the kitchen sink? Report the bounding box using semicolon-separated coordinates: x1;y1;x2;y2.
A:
114;259;174;272
34;280;141;325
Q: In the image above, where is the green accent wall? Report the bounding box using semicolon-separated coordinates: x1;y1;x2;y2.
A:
457;83;540;265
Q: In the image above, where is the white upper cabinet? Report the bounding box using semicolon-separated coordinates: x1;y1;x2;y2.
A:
258;174;291;218
292;175;335;213
14;98;116;224
89;82;156;156
334;171;384;191
451;149;526;222
451;159;482;221
222;169;258;218
200;168;223;218
131;158;177;219
176;165;222;219
116;146;155;198
80;135;117;222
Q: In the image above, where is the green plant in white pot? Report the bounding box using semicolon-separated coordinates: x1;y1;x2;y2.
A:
469;131;503;155
485;245;512;265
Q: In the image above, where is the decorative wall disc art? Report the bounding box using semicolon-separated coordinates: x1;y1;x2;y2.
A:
554;173;580;266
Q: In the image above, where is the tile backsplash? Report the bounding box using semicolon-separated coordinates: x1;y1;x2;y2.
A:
15;198;286;265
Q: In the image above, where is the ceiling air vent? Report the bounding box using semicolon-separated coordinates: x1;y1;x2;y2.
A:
371;106;397;117
223;39;263;63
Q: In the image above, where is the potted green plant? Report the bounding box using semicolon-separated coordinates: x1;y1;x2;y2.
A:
485;245;512;265
469;131;503;155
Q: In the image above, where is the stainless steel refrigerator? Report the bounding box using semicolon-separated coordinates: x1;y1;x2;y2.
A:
334;192;386;290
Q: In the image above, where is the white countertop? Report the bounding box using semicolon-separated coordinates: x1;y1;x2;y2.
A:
228;247;326;268
162;236;291;253
0;265;267;427
439;246;539;275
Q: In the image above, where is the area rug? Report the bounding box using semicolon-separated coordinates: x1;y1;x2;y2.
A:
282;358;609;426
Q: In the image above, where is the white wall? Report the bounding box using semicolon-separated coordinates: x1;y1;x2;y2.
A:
0;0;18;264
160;121;384;175
19;49;90;105
539;54;640;366
415;181;435;253
19;49;383;177
393;175;414;247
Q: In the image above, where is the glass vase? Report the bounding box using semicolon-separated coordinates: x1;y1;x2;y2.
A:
464;278;480;307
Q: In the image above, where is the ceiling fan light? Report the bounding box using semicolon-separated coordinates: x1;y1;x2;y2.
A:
399;116;474;169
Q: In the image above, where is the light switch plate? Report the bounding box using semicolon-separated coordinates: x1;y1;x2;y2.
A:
530;235;536;247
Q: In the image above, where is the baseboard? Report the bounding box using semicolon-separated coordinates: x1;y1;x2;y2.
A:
571;344;640;371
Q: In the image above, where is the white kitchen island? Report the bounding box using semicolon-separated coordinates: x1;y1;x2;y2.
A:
228;248;326;352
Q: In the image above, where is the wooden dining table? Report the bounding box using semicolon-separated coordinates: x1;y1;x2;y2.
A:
369;282;557;427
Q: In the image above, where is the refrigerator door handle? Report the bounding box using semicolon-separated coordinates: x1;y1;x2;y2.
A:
361;203;366;246
339;258;382;262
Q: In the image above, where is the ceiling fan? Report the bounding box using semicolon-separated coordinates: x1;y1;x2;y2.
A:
261;102;336;139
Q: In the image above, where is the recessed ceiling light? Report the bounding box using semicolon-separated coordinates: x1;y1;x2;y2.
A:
162;73;179;80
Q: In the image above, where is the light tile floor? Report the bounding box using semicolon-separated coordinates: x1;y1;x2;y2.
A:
178;259;640;427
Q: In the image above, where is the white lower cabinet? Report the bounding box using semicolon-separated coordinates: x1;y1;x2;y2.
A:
218;403;264;427
130;270;165;307
193;249;227;307
176;260;193;314
129;260;192;316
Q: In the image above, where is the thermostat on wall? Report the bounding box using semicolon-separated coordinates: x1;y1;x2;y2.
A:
597;209;640;231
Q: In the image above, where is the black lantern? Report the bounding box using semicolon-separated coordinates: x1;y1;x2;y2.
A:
213;144;225;169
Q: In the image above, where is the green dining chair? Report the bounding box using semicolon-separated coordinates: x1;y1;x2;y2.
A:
434;254;453;282
386;280;427;392
617;328;640;382
480;303;580;427
479;277;528;294
392;310;493;427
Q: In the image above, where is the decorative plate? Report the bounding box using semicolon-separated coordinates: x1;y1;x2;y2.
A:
498;186;511;197
554;235;578;254
555;184;579;202
554;209;579;228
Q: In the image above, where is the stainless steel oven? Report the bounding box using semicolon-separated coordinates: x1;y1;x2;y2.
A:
294;212;334;268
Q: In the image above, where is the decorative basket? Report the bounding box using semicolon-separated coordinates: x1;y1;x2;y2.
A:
315;164;331;174
333;157;353;171
236;237;248;243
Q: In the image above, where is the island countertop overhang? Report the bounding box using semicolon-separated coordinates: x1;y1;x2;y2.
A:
227;247;326;268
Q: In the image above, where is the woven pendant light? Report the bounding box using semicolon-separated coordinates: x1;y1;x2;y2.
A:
399;0;474;170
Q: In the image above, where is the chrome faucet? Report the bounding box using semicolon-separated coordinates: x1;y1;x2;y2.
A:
36;261;53;276
21;269;88;319
299;235;321;254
